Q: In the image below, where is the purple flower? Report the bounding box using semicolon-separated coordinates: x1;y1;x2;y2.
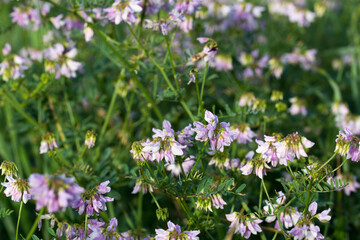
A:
39;133;59;154
193;110;236;152
256;135;281;167
240;151;271;179
233;124;257;144
288;97;307;116
10;6;42;30
44;43;82;79
29;174;84;213
73;180;114;216
131;179;154;194
105;0;143;25
226;212;262;239
166;155;195;176
2;176;31;203
85;130;96;149
238;92;256;107
155;221;200;240
335;129;360;161
328;174;360;196
0;45;29;81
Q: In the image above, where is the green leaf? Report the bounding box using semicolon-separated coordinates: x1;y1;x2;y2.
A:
48;228;56;237
236;184;246;193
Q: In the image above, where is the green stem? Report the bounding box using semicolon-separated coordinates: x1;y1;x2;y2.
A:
198;62;209;115
189;141;208;176
127;24;195;121
99;80;120;141
313;151;338;176
26;207;45;240
149;190;161;209
16;201;23;240
84;214;89;239
164;35;180;91
75;145;88;167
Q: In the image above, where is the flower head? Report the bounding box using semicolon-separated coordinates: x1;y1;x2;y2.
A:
0;161;18;177
85;130;96;149
155;221;200;240
105;0;143;25
40;132;59;154
29;174;84;213
226;212;262;239
2;176;31;203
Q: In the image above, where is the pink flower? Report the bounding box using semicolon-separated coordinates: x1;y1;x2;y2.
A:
2;176;31;203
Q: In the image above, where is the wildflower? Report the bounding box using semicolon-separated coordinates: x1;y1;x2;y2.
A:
130;140;152;162
40;133;59;154
105;0;143;25
240;151;271;179
177;124;195;149
281;48;317;70
10;6;42;30
196;193;226;212
166;155;195;176
335;129;360;161
85;130;96;149
131;179;154;194
0;161;18;177
288;97;307;116
84;23;94;42
269;58;284;79
226;212;262;239
0;44;29;81
1;176;31;203
238;92;256;107
193;110;236;152
263;192;301;230
187;68;198;85
191;38;218;63
256;135;282;167
29;174;84;213
43;43;82;79
155;221;200;240
239;50;269;80
233;124;257;144
273;132;315;164
287;202;331;240
86;217;122;239
73;180;114;216
211;55;233;71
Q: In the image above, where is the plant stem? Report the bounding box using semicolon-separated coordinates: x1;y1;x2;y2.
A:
16;201;23;240
164;35;180;91
198;61;209;115
84;214;89;239
313;151;338;175
26;207;45;240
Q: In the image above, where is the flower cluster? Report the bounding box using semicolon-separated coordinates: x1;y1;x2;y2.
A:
239;50;269;80
281;48;317;70
269;0;317;27
288;97;307;116
196;193;227;212
2;176;31;203
335;129;360;162
44;43;82;79
141;120;186;164
10;3;50;30
193;110;236;152
105;0;142;25
155;221;200;240
232;123;257;144
73;180;114;216
0;43;29;81
226;212;263;239
28;174;84;213
40;132;59;154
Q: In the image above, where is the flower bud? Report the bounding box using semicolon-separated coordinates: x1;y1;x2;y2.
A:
85;130;96;149
0;161;18;177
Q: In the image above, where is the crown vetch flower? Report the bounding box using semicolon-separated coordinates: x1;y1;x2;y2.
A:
2;176;31;203
155;221;200;240
85;130;96;149
166;155;195;176
40;133;59;154
193;110;236;152
273;132;314;164
233;124;257;144
0;161;18;177
240;151;271;179
226;212;263;239
44;43;82;79
105;0;143;25
29;174;84;213
131;179;154;194
256;135;282;167
73;180;114;216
